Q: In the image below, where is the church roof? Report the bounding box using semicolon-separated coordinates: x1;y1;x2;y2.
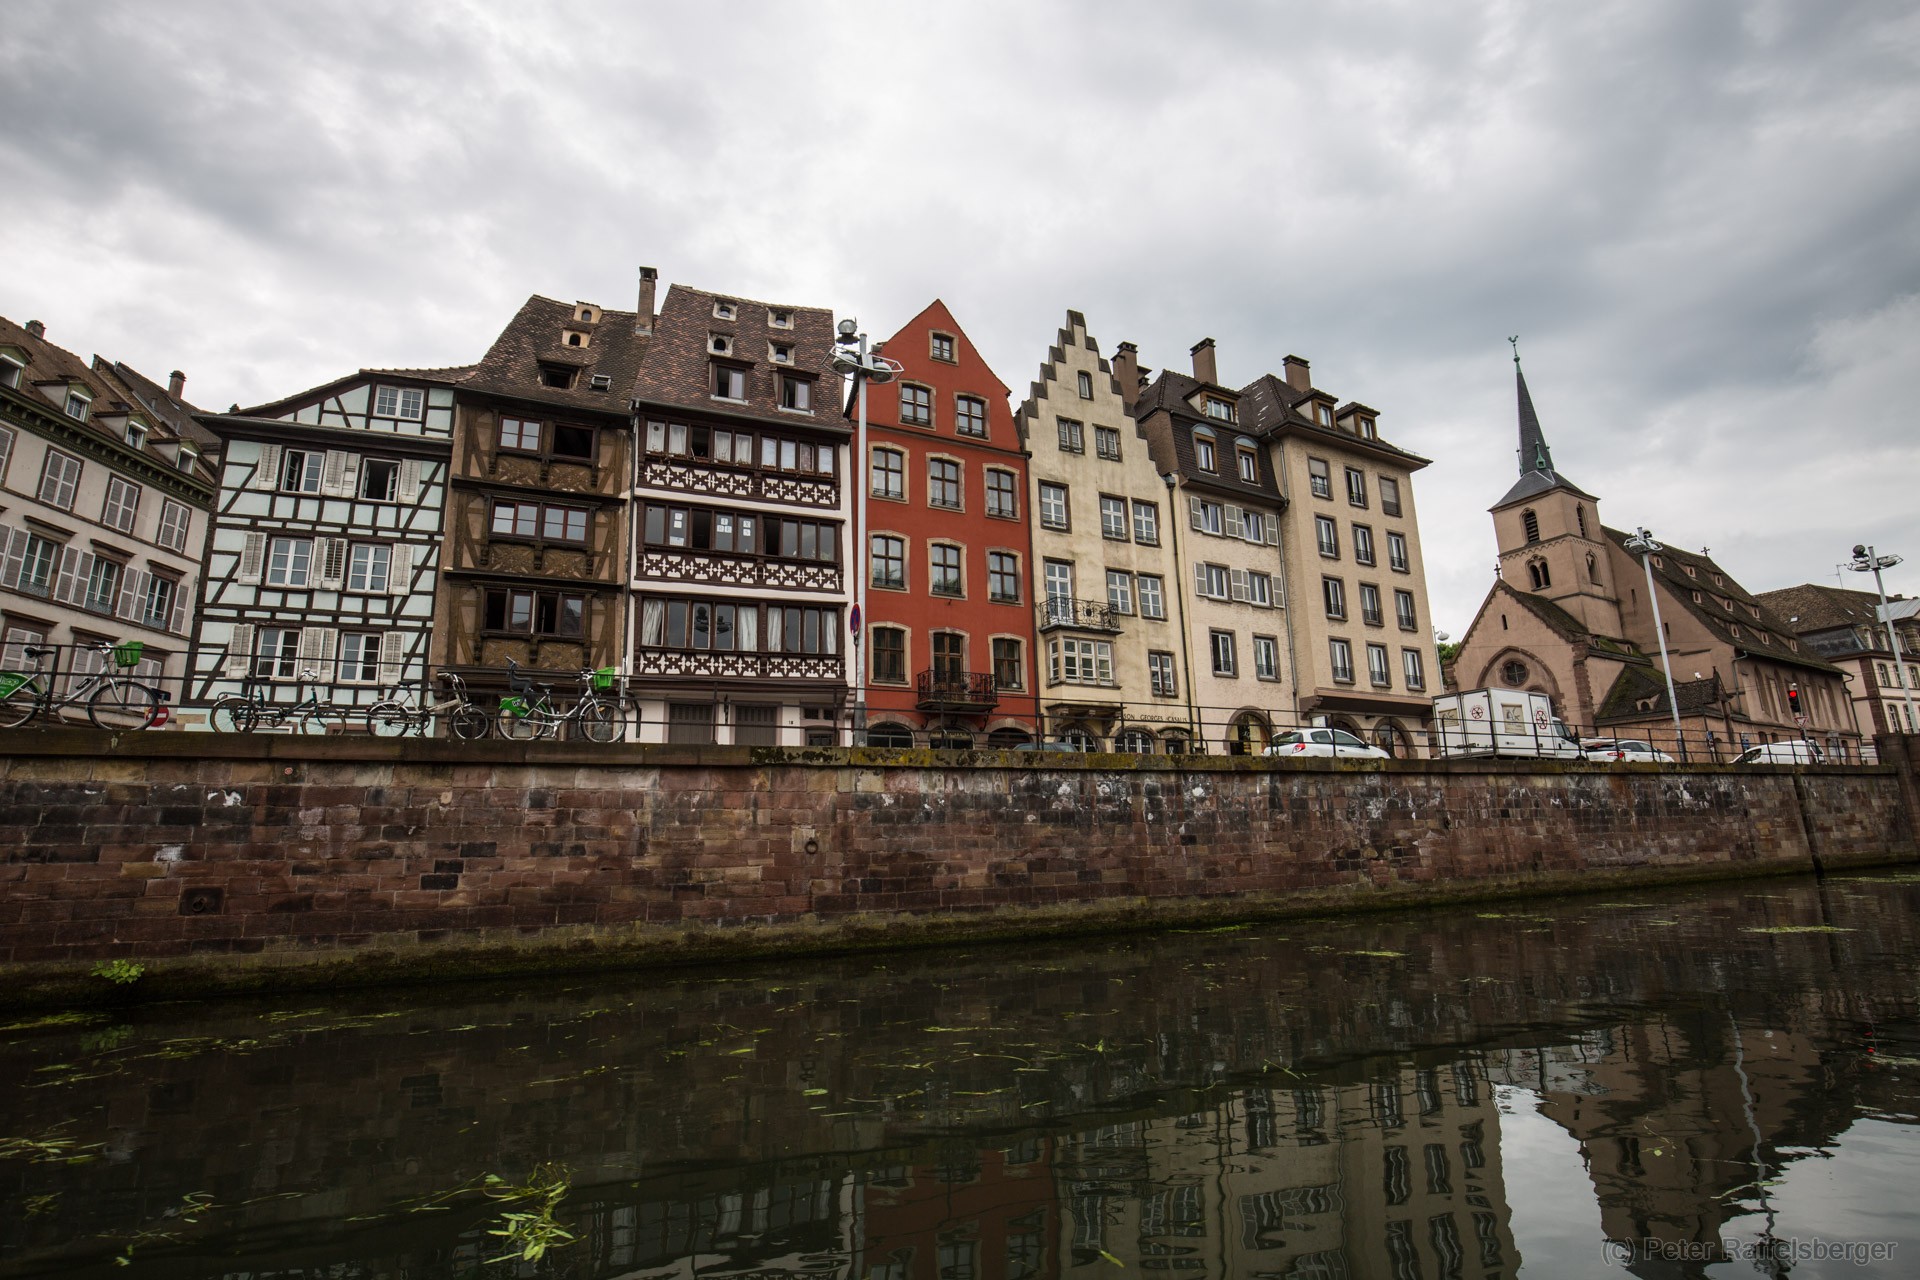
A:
1596;667;1729;722
1491;360;1594;510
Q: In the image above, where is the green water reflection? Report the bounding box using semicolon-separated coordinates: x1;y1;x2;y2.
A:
3;871;1919;1278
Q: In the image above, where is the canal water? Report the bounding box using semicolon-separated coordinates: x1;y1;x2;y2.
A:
3;871;1919;1279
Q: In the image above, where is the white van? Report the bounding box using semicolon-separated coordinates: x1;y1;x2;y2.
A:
1733;741;1826;766
1431;689;1584;759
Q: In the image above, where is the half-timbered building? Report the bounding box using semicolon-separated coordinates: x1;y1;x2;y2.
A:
429;295;642;688
190;372;455;717
628;276;850;746
0;315;217;710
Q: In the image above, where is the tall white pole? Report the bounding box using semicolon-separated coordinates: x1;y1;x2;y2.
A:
1636;534;1686;757
1866;549;1918;732
853;338;869;744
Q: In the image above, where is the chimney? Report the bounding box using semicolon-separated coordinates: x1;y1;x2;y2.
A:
1190;338;1218;387
168;370;186;400
635;267;658;335
25;320;45;339
1282;354;1312;393
1112;342;1141;408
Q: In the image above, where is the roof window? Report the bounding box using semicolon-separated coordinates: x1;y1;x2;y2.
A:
768;308;793;329
713;299;737;321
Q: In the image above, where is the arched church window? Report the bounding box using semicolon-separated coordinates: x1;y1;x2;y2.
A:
1523;509;1540;543
1576;505;1588;538
1527;557;1551;590
1586;551;1598;582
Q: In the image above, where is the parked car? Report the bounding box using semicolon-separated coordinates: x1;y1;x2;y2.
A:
1581;738;1675;764
1734;741;1826;766
1265;728;1390;759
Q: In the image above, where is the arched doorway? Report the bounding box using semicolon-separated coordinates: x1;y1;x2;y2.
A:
987;727;1034;750
1113;728;1156;754
1372;720;1407;758
865;722;914;748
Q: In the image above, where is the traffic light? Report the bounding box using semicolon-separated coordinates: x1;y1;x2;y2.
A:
1786;684;1802;715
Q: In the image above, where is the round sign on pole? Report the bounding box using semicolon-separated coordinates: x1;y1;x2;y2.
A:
849;604;861;637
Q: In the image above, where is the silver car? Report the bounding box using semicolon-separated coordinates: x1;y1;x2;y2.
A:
1265;728;1390;759
1582;738;1675;764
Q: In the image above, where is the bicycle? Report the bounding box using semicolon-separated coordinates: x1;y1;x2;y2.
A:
0;640;169;730
209;669;347;734
497;659;624;743
364;671;492;740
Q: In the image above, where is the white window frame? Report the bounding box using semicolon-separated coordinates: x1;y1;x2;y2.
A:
1253;635;1280;681
1038;482;1069;531
1132;500;1159;545
1138;574;1166;620
1210;629;1237;677
871;446;905;500
1099;495;1128;540
1106;570;1134;615
266;536;313;587
348;542;392;593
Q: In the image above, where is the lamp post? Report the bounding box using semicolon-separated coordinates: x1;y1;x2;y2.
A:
830;320;901;746
1850;544;1918;734
1623;528;1687;758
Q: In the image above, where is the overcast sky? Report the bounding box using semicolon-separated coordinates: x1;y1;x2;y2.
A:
5;0;1916;632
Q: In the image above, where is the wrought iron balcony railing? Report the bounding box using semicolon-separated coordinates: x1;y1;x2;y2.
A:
915;669;999;712
1037;597;1120;633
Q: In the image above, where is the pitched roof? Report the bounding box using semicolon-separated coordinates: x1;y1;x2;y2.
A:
462;295;648;417
631;283;842;430
1236;372;1431;469
1596;667;1729;722
1753;583;1888;634
240;363;476;418
1603;527;1841;674
1132;368;1285;504
1492;360;1594;509
92;358;221;450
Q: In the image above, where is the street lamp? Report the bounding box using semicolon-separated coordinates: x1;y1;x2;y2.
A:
1849;543;1918;734
1623;528;1687;758
830;320;902;746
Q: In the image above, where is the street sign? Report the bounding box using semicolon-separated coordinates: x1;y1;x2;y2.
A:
849;604;861;637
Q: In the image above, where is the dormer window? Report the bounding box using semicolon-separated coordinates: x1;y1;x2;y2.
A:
1711;573;1724;586
712;362;747;400
1683;564;1697;578
709;333;735;357
0;352;22;390
538;363;576;390
1357;416;1377;439
126;423;148;451
778;373;813;412
374;385;425;418
1204;397;1235;422
1315;403;1332;426
713;299;737;321
564;330;589;348
768;308;793;329
1236;446;1258;483
177;446;198;473
930;332;956;362
1193;428;1216;472
770;342;793;365
64;388;92;421
589;374;612;392
574;303;598;323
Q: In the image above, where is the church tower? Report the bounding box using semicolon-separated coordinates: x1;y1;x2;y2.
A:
1489;348;1625;637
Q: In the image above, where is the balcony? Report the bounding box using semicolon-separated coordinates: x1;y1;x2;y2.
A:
1037;597;1120;634
915;669;998;712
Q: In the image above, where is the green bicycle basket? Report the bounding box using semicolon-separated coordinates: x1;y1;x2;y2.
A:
592;667;619;691
0;671;31;699
111;641;144;669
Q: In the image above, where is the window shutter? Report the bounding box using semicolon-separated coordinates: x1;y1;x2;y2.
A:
297;626;337;677
1193;562;1208;596
237;532;266;585
0;427;12;478
169;592;189;636
398;458;422;503
0;526;25;589
319;538;347;590
252;444;283;490
378;630;407;683
387;543;412;597
117;570;150;621
340;453;361;497
1224;505;1244;539
224;623;255;678
52;546;82;604
321;450;347;496
69;551;96;607
1188;496;1203;529
1231;568;1250;602
1265;519;1280;547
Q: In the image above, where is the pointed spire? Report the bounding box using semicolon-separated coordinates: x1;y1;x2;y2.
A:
1512;337;1553;477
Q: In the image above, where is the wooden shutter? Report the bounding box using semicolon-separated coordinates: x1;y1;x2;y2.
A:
1265;518;1280;547
0;526;26;590
318;538;347;590
398;458;421;503
378;630;407;683
297;626;337;679
117;569;150;621
1230;568;1250;602
169;591;189;635
0;427;12;479
224;623;255;677
51;546;83;604
387;543;411;597
67;551;96;607
1224;505;1244;539
321;449;351;497
237;532;266;585
1188;496;1203;530
1193;562;1208;596
252;444;283;490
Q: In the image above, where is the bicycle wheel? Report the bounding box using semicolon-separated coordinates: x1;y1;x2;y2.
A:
449;704;491;741
88;681;163;731
294;707;331;735
365;700;419;738
208;695;258;733
0;679;41;729
574;698;622;744
498;700;553;741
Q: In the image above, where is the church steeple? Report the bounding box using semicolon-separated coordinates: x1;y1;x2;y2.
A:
1491;339;1593;510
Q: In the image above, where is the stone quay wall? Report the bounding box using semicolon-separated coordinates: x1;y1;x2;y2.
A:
0;730;1915;1002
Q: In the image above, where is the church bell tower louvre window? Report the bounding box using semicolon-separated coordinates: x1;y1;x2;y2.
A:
1527;558;1551;591
1522;509;1540;544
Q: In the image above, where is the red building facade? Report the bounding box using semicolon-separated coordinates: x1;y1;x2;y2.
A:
861;301;1039;747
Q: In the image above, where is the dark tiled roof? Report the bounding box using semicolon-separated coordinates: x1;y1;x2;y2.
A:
93;359;221;449
1237;372;1431;469
1133;369;1283;504
464;295;647;417
1597;667;1728;721
631;283;843;431
1491;362;1593;509
0;315;212;479
241;364;476;418
1603;527;1841;674
1753;583;1885;634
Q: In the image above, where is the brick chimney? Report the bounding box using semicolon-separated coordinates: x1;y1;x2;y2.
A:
1112;342;1141;408
25;320;44;339
1190;338;1218;387
168;370;186;400
635;267;658;335
1283;354;1311;392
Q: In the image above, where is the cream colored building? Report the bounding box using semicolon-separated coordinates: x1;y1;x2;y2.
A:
1121;339;1298;753
1241;358;1438;756
1016;312;1186;751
